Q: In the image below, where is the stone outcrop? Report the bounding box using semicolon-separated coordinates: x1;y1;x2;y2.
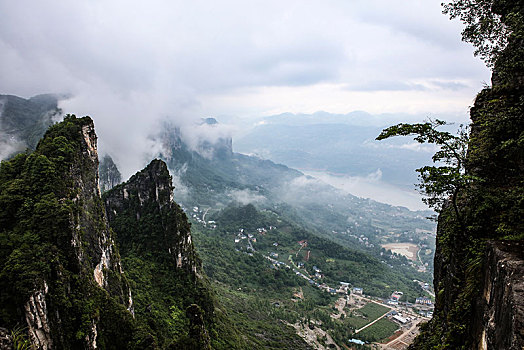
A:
0;116;135;349
104;159;199;274
24;282;52;350
99;154;122;193
474;241;524;350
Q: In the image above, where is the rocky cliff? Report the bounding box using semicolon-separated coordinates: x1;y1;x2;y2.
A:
104;159;199;274
0;114;243;349
103;159;216;348
98;154;122;193
411;2;524;349
0;115;136;349
474;241;524;349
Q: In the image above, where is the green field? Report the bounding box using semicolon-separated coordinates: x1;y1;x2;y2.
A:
346;302;389;329
357;318;399;342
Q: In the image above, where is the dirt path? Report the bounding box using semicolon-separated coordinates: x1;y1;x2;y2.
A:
355;311;389;333
380;319;422;349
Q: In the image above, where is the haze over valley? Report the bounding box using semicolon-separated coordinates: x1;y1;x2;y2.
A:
2;1;521;349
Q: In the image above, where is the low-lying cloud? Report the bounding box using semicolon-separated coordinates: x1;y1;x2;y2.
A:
302;170;427;211
0;0;490;179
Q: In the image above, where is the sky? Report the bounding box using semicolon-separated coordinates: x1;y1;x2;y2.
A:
0;0;490;179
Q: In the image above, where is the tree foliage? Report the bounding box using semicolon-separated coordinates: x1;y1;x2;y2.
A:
376;119;471;221
442;0;523;68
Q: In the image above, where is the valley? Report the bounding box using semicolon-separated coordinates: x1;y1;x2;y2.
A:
0;96;437;349
187;203;435;348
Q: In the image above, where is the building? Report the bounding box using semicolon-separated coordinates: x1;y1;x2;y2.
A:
391;291;403;301
353;287;363;295
416;296;433;305
393;315;408;324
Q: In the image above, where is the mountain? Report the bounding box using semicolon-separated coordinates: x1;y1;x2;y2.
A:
104;159;242;349
0;116;241;349
411;3;524;349
190;203;429;347
99;154;122;193
0;96;437;348
0;94;62;159
155;121;436;272
158;121;433;230
0;116;136;348
235;122;430;188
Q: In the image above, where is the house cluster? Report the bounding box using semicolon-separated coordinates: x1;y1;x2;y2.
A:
387;291;403;305
388;310;413;325
185;206;217;229
418;310;434;318
234;228;264;244
312;265;323;279
344;231;375;248
233;228;257;256
415;296;432;305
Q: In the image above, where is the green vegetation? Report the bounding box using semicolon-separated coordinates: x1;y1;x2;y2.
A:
404;2;524;349
190;204;419;348
354;303;389;322
103;160;245;349
344;303;389;331
0;116;245;349
377;119;470;221
207;204;427;300
357;318;399;343
0;115;140;348
442;0;511;67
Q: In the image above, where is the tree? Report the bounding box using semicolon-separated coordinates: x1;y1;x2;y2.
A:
442;0;522;68
376;119;471;223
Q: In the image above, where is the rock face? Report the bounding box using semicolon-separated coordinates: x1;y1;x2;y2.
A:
411;3;524;349
103;159;214;348
0;115;136;349
104;159;199;274
99;154;122;193
474;241;524;350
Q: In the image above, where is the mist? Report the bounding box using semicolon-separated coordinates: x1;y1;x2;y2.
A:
0;0;489;181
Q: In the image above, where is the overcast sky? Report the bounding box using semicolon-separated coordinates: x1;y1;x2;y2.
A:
0;0;490;177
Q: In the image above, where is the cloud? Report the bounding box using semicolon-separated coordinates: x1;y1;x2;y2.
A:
0;0;490;177
344;81;428;92
226;189;266;205
302;170;427;211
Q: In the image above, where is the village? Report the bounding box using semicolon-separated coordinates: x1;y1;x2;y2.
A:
187;205;435;349
233;225;435;349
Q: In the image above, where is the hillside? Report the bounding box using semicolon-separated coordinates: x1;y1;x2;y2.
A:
0;94;62;159
156;121;436;273
189;203;431;348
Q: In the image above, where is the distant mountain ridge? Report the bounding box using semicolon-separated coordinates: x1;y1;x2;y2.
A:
154;120;434;238
234;117;435;191
0;94;62;158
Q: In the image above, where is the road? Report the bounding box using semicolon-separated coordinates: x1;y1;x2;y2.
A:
381;318;424;349
202;207;210;222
